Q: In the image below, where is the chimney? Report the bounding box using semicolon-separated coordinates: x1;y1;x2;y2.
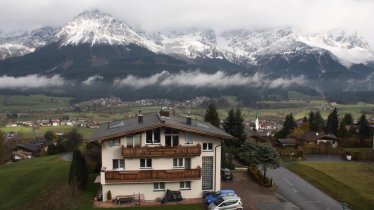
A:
186;112;192;125
160;107;170;117
138;108;143;123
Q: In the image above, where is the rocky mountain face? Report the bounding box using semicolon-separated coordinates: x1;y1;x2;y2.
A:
0;26;57;59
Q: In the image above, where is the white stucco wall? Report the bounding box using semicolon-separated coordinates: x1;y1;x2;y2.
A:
100;128;223;201
102;180;202;201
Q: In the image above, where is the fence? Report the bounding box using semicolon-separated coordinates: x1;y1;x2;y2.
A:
277;146;374;161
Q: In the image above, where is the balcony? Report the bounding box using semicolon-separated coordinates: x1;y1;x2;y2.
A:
105;168;201;183
122;144;201;158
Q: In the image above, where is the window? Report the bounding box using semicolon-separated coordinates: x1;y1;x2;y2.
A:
113;159;124;170
180;181;191;190
185;133;193;144
126;134;141;148
165;128;179;147
106;139;120;147
140;159;152;168
153;182;165;191
173;158;191;169
146;129;160;144
202;143;213;151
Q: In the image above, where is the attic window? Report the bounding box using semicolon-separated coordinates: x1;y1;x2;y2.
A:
107;139;120;147
196;123;209;128
108;121;125;129
146;129;160;144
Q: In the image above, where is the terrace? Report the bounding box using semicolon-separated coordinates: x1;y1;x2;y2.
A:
122;144;201;158
105;168;201;183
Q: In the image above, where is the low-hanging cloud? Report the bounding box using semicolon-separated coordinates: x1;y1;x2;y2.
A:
82;75;103;86
0;74;65;89
113;70;305;89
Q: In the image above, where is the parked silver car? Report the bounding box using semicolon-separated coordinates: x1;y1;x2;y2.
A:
207;195;243;210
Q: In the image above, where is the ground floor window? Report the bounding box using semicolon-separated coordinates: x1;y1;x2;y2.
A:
202;143;213;151
153;182;165;191
180;181;191;190
140;158;152;168
113;159;124;170
173;158;191;169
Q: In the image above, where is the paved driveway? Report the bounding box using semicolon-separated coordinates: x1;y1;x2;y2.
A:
268;167;348;210
222;170;299;210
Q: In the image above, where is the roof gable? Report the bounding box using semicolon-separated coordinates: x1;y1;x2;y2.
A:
90;113;234;142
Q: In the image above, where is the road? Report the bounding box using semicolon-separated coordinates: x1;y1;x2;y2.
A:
61;152;72;161
268;167;347;210
222;170;299;210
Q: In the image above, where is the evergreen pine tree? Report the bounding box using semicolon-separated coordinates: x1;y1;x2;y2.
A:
234;108;245;141
69;149;88;191
275;113;297;139
342;113;353;125
337;119;348;138
303;116;308;123
308;111;317;132
326;108;339;135
314;111;325;132
66;128;83;151
254;144;281;183
224;108;245;146
0;131;6;164
358;114;371;139
204;101;220;127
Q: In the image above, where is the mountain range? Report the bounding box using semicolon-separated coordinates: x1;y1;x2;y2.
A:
0;9;373;102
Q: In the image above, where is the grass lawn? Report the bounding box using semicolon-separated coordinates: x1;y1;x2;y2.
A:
0;155;70;209
287;161;374;210
0;155;204;210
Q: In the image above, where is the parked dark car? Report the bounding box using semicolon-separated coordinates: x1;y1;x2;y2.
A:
221;168;233;180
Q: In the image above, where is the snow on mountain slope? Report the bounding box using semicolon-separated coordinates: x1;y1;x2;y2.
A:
218;28;337;65
0;9;373;68
298;31;374;67
0;26;57;59
56;9;159;51
143;29;226;59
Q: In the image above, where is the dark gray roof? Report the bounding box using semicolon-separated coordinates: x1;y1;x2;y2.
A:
277;139;297;145
90;113;234;142
316;134;339;141
15;141;45;154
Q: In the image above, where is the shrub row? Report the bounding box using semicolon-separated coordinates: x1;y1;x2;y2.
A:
247;166;272;188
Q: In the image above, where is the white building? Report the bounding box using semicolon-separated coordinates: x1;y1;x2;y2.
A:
90;110;234;202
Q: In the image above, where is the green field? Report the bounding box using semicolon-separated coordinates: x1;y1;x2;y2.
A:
287;161;374;210
0;155;203;210
0;94;72;112
0;126;95;139
0;94;373;123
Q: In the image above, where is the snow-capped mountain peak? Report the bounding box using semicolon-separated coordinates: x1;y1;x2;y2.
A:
0;9;373;69
55;9;155;48
298;31;374;67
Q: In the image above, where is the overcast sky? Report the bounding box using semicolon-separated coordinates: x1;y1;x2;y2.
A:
0;0;373;37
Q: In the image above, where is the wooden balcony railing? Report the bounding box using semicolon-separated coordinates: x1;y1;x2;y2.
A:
122;144;201;158
105;168;201;183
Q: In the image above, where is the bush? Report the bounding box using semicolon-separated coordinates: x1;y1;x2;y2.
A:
248;166;272;187
107;190;112;201
47;143;67;155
